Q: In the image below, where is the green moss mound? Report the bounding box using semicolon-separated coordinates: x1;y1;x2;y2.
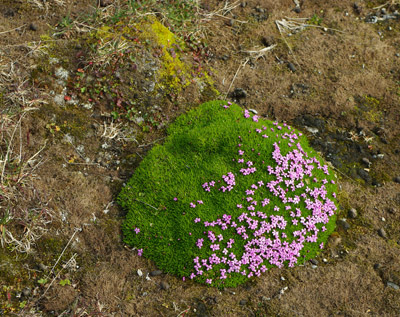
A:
118;100;338;288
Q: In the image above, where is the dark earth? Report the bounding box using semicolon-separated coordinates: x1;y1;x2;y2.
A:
1;0;400;316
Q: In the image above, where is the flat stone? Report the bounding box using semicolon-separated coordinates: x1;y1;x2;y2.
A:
239;299;247;305
287;62;296;72
338;219;350;230
310;259;318;265
361;158;371;166
378;228;388;239
394;176;400;184
387;282;400;290
348;208;358;219
150;270;162;276
160;281;170;290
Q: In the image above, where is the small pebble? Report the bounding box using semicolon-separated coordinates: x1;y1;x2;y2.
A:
239;299;247;305
294;6;301;13
378;228;388;239
338;219;350;230
240;2;247;8
348;208;358;219
310;259;318;265
160;281;170;290
29;23;37;31
249;109;258;114
150;270;162;276
232;88;247;99
361;158;371;166
287;62;296;72
373;263;381;270
137;269;143;277
393;176;400;184
395;53;400;57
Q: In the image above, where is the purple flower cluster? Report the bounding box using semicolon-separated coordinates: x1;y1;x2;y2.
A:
183;108;337;285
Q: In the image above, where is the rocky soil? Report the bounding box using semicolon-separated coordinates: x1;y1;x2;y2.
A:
1;0;400;316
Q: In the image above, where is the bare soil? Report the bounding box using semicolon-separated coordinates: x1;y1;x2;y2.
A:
1;0;400;316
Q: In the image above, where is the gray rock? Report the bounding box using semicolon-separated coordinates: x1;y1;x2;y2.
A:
394;176;400;184
310;259;318;265
373;263;381;270
378;228;388;239
248;109;258;114
387;282;399;290
240;2;247;8
294;6;301;13
232;88;247;99
338;219;350;230
160;281;170;290
150;270;162;276
348;208;358;219
239;299;247;305
361;157;371;166
287;62;296;72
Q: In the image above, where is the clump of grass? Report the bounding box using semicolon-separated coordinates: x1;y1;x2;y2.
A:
118;100;338;288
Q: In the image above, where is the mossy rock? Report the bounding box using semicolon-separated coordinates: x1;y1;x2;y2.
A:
118;100;338;288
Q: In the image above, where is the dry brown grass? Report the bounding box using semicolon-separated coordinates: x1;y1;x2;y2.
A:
0;57;53;253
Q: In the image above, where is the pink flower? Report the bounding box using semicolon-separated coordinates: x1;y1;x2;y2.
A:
173;197;178;201
134;227;140;234
138;249;143;256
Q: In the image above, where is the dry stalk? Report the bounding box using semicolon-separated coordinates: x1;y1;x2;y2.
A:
225;58;249;97
200;1;245;22
49;227;81;276
242;44;277;60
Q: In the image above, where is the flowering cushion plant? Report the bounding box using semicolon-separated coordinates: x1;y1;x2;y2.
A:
118;100;338;288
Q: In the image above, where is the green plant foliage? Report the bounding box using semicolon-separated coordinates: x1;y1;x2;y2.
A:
118;100;338;288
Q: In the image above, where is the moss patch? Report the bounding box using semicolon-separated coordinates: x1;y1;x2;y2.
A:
118;100;338;288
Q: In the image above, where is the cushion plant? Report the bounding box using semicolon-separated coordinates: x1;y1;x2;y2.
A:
118;100;337;288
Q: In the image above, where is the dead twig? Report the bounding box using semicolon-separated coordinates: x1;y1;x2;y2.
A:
242;44;277;59
0;24;28;35
135;199;158;210
49;227;81;276
225;58;249;97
